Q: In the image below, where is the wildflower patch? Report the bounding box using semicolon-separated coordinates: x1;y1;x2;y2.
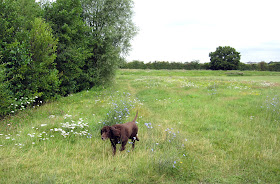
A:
0;114;92;149
101;91;141;126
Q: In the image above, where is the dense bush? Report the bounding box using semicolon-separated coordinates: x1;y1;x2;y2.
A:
0;0;137;118
3;17;58;95
124;60;147;69
239;62;280;71
43;0;91;95
0;17;59;117
268;62;280;71
0;65;12;117
29;17;60;100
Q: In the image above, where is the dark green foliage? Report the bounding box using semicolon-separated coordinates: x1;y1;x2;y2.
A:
122;60;209;70
123;60;280;71
3;18;59;101
42;0;137;94
239;62;252;71
82;0;137;85
239;62;280;71
0;0;18;46
43;0;91;95
4;40;34;98
16;0;43;30
209;46;241;70
123;60;147;69
268;62;280;71
0;0;63;116
0;0;137;117
258;61;268;71
0;65;12;117
0;0;51;115
29;17;60;100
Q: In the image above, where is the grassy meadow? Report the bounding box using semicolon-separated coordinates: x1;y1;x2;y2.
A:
1;69;280;183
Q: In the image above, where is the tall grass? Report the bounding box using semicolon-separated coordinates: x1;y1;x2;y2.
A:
1;70;280;183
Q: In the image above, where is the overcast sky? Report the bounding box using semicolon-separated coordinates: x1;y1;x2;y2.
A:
126;0;280;63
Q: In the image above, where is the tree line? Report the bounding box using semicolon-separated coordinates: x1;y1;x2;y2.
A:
122;60;280;71
0;0;137;117
122;46;280;71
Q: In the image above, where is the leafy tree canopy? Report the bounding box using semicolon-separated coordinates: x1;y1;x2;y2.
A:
209;46;241;70
0;0;137;117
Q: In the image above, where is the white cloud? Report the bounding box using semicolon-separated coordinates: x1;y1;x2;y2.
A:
127;0;280;63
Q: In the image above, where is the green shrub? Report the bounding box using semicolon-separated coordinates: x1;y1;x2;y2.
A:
43;0;91;95
29;17;60;100
3;18;59;101
5;40;35;98
268;62;280;71
0;0;137;118
0;65;12;118
0;17;60;117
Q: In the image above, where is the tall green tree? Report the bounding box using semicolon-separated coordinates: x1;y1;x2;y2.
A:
0;0;42;46
29;17;60;99
209;46;241;70
44;0;91;95
82;0;137;85
0;0;138;117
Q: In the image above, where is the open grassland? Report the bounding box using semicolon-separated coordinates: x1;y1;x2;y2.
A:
1;70;280;183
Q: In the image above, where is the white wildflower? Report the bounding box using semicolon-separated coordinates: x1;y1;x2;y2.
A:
49;115;55;119
27;133;35;138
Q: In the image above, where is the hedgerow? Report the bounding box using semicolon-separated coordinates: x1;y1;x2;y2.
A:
0;0;137;118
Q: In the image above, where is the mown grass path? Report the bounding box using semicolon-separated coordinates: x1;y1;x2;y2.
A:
1;70;280;183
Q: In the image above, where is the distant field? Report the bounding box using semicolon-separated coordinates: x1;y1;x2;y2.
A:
1;69;280;183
